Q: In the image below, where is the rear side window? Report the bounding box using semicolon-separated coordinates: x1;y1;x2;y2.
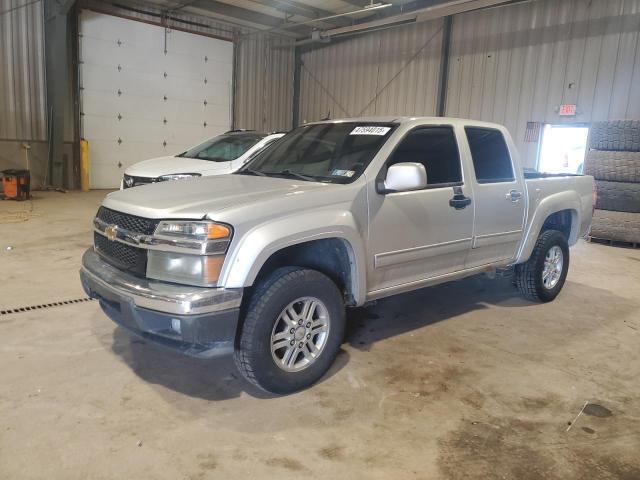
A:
465;127;514;183
387;126;462;187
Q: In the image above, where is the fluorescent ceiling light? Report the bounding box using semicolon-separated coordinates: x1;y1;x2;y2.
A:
282;3;391;28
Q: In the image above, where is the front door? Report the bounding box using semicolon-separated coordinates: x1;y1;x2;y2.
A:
367;126;474;295
462;127;526;268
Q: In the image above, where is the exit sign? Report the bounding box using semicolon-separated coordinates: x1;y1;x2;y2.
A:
559;104;577;116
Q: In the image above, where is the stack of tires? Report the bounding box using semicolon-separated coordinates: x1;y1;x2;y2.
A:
585;120;640;244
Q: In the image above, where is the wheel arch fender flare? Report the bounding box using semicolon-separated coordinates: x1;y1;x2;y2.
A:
515;191;582;264
219;210;367;305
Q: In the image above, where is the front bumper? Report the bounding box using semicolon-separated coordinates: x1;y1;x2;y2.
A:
80;248;242;358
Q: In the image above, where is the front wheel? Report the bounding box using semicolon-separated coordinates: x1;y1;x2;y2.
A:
234;267;345;394
515;229;569;302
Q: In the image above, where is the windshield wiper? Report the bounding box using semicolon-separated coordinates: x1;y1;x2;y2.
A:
238;168;267;177
275;169;316;182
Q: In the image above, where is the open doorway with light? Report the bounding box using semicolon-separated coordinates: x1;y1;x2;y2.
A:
537;124;590;174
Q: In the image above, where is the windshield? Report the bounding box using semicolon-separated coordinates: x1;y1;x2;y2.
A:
238;123;396;183
180;134;265;162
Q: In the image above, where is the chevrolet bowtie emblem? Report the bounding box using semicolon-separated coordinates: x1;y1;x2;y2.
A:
105;225;118;241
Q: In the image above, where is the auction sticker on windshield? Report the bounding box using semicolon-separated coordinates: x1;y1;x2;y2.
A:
350;126;391;135
332;169;355;177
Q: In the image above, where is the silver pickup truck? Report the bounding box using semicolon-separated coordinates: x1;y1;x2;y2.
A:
80;117;594;393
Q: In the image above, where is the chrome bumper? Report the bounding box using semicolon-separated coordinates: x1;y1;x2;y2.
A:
79;248;242;315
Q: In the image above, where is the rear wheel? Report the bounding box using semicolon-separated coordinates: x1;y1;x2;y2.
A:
234;267;345;394
515;230;569;302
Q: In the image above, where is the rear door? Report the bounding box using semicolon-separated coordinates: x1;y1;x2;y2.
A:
462;127;526;268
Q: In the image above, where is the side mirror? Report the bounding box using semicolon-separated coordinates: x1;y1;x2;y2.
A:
379;162;427;193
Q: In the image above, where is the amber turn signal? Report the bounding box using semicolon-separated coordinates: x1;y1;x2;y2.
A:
207;223;232;239
203;255;225;283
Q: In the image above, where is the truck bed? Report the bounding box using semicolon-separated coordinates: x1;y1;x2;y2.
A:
523;171;584;179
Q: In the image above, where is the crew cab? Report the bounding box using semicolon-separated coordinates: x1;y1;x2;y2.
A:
81;117;594;394
121;130;284;189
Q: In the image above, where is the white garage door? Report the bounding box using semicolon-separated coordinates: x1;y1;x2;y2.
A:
79;11;233;188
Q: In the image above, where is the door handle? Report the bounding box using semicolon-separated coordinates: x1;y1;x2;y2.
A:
506;190;523;202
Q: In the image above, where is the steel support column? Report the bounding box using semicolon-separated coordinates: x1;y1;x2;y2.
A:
436;15;452;117
292;46;302;128
44;0;74;187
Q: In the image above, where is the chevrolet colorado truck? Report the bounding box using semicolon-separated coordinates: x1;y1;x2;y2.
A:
80;117;594;394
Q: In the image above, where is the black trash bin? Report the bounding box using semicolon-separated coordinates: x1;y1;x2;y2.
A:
2;169;31;201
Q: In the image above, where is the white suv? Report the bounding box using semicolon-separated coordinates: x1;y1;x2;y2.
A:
121;130;285;189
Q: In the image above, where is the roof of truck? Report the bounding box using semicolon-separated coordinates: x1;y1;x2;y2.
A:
306;116;506;130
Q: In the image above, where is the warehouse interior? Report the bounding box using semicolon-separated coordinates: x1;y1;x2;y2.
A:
1;0;640;478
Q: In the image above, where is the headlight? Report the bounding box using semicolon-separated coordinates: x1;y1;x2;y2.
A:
123;174;134;189
158;173;201;181
155;221;232;254
146;221;232;286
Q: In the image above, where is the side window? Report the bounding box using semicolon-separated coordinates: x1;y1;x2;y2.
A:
465;127;514;183
387;126;462;187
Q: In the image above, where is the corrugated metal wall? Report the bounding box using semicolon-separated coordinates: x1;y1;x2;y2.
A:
447;0;640;166
0;0;47;141
235;35;295;131
297;0;640;168
4;0;639;179
88;3;236;39
298;19;444;123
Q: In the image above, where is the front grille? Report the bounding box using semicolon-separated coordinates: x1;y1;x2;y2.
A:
94;232;147;276
96;207;159;235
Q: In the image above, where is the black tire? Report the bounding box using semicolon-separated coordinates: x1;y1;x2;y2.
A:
515;230;569;303
590;209;640;243
595;180;640;213
584;150;640;183
588;120;640;152
234;267;345;394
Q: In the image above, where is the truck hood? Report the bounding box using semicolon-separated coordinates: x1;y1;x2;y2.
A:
124;155;230;177
102;174;339;219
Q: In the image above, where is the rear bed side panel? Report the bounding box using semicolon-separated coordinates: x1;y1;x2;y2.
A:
515;175;594;264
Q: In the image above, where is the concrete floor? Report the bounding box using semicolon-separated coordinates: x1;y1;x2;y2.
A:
1;191;639;479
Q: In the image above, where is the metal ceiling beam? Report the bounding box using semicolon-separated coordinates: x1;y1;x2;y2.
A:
169;0;200;11
268;0;353;27
309;0;514;41
358;0;455;21
351;0;460;30
339;0;372;7
186;0;312;35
